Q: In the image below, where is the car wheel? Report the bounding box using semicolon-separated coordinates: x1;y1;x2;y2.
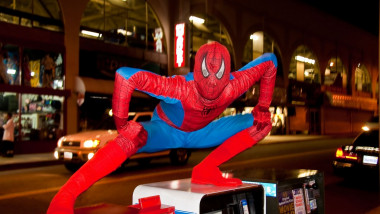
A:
64;163;82;172
170;149;191;165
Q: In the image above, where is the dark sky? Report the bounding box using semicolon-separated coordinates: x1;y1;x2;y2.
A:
302;0;379;36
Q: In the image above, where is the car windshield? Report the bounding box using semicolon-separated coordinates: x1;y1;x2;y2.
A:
353;130;379;147
94;115;136;130
95;116;117;130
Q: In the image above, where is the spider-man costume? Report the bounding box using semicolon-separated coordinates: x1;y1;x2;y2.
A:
48;42;277;213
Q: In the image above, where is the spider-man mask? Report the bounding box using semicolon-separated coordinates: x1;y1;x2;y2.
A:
194;42;231;100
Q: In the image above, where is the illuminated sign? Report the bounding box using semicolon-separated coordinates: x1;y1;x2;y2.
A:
174;23;185;68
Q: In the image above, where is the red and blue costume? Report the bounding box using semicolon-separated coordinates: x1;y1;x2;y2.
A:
48;42;277;213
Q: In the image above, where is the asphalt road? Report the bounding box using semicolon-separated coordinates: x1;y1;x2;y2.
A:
0;137;379;214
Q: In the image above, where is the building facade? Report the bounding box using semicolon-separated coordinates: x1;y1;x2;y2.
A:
0;0;378;153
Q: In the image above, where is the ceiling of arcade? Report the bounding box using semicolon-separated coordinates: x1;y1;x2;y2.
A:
0;0;233;51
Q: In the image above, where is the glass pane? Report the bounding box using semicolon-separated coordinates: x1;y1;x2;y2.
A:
355;64;371;93
0;92;18;142
33;0;61;20
80;0;164;51
324;57;346;88
0;0;62;31
20;93;64;141
289;45;320;84
23;49;64;89
0;44;20;85
243;31;283;78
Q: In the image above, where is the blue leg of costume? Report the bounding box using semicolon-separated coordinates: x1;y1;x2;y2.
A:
137;113;254;153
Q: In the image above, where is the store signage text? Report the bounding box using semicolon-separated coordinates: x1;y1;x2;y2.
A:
174;23;185;68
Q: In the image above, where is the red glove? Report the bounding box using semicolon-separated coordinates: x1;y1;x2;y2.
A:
250;105;272;141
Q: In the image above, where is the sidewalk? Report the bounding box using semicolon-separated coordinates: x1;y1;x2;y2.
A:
0;135;341;171
0;152;59;171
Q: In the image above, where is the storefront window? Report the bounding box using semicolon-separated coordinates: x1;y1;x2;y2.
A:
0;0;63;32
0;92;64;142
289;45;320;84
80;0;164;51
189;14;232;53
23;48;64;89
0;44;20;85
324;57;347;89
270;106;286;135
355;63;371;93
243;31;283;78
0;44;64;89
189;14;233;70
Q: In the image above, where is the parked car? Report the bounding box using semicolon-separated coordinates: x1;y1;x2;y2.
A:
333;129;379;177
54;112;191;171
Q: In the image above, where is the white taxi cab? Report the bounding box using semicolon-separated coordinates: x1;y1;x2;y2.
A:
54;112;191;171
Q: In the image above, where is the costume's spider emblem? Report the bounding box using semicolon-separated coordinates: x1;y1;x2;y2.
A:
202;106;216;116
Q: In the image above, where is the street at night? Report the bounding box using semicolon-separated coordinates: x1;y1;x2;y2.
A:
0;0;379;213
0;136;379;214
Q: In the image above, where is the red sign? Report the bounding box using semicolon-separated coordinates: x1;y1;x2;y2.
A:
174;23;185;68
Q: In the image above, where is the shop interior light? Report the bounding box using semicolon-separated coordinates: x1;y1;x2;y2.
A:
295;55;315;65
329;62;334;67
81;30;102;37
31;71;35;77
189;16;205;24
250;34;259;40
117;29;132;36
7;69;16;75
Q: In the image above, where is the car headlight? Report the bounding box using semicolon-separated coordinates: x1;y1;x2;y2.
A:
54;151;59;159
57;137;64;147
83;139;100;148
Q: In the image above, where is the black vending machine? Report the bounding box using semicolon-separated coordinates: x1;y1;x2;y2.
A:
233;168;324;214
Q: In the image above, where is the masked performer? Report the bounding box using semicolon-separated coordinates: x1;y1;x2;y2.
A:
48;42;277;213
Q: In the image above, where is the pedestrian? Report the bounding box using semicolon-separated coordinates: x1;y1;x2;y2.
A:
1;112;15;157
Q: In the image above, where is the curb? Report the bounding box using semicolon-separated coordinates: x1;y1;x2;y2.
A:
0;160;62;171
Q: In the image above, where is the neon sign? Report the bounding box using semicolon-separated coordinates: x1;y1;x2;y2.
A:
174;23;185;68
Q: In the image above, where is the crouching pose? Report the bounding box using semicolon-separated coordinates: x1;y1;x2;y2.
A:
48;41;277;213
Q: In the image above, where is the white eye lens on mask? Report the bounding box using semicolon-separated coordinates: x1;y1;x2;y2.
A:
216;59;225;79
201;57;209;78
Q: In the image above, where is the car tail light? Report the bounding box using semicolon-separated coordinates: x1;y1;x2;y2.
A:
336;148;344;158
336;148;357;160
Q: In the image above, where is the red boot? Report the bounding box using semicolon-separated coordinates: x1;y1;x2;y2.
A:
47;140;130;214
191;130;256;186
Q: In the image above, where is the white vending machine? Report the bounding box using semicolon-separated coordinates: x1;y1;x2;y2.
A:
133;178;265;214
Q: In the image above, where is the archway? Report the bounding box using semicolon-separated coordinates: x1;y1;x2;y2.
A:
355;63;371;93
324;56;347;90
242;31;283;79
289;45;320;84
